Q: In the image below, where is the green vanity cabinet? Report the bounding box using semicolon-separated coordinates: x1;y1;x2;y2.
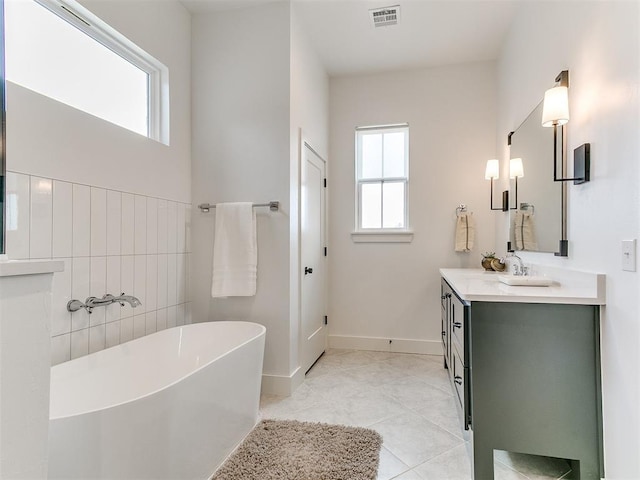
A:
440;277;604;480
441;278;471;431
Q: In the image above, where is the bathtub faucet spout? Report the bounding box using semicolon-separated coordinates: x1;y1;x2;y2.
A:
114;293;142;308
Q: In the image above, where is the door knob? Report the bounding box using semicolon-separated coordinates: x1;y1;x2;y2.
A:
304;267;313;275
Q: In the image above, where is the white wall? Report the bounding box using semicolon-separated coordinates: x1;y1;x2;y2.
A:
191;2;328;391
191;3;293;382
5;0;192;359
329;62;497;352
497;2;639;477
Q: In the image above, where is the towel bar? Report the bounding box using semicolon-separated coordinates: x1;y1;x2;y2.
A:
198;201;279;213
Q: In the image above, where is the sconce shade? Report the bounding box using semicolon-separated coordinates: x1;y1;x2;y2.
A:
485;159;500;180
510;158;524;178
542;86;570;127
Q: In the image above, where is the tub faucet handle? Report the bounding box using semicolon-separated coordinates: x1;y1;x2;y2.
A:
67;299;93;314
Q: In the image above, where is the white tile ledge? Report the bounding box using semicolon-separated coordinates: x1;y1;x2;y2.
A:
351;230;414;243
0;256;65;277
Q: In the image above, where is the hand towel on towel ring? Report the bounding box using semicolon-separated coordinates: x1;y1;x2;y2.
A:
455;212;475;252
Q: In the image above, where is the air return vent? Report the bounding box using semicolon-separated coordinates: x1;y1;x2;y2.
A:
369;5;400;28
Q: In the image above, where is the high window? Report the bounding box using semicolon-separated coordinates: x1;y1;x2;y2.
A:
5;0;169;143
355;124;409;230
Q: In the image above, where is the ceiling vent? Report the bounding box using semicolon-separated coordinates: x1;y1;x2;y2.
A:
369;5;400;28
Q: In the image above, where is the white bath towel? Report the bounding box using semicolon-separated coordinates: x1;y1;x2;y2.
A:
513;210;538;251
211;203;257;298
454;213;475;252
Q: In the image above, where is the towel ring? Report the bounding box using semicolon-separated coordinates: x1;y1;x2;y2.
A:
519;203;535;215
456;204;468;216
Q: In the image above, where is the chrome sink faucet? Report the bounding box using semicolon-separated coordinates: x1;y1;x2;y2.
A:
505;253;529;276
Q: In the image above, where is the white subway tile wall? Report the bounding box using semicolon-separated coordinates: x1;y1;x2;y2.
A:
52;180;73;258
6;172;31;259
4;171;192;366
30;177;53;258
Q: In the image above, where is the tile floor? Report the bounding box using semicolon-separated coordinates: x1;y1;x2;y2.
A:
259;349;573;480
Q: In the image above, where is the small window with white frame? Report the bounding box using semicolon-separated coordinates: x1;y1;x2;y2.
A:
355;124;409;231
5;0;169;144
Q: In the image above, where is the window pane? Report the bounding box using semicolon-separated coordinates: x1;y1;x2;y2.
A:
361;182;382;229
382;182;405;228
5;0;149;136
383;132;406;178
361;134;382;179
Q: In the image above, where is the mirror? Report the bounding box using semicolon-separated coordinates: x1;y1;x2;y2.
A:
508;102;563;253
0;0;5;255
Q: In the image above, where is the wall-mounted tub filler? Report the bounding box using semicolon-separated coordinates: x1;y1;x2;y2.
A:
67;293;141;314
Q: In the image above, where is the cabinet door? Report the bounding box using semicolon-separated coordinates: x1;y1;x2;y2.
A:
451;342;471;430
440;280;451;368
451;292;467;364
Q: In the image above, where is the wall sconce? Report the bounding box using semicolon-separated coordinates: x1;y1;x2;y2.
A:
509;157;524;209
541;70;590;184
485;159;507;211
541;85;569;127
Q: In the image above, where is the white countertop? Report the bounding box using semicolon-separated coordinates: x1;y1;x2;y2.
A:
440;268;606;305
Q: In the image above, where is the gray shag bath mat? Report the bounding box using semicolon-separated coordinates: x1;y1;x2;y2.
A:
211;419;383;480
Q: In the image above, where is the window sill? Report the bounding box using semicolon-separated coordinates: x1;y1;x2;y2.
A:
351;230;414;243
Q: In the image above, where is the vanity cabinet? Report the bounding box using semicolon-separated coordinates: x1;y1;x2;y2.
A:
441;279;471;430
440;273;604;480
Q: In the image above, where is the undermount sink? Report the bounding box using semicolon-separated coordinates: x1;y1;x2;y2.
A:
498;275;554;287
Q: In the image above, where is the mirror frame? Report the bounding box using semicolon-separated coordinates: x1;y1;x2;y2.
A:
558;124;568;256
0;0;5;255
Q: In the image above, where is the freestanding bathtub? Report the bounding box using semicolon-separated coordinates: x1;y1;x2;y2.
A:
48;321;266;479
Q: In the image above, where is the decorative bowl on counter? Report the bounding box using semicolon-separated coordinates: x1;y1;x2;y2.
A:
481;252;496;271
490;258;506;272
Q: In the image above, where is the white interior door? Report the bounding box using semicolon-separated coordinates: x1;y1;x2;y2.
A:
301;142;327;373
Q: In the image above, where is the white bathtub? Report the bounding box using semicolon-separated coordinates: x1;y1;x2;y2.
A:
48;321;266;480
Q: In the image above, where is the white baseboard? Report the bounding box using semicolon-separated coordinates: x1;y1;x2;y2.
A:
328;335;442;355
261;366;305;397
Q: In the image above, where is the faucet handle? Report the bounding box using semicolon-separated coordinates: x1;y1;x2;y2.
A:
522;266;530;276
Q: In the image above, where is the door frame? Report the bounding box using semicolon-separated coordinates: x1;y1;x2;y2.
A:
297;131;328;375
